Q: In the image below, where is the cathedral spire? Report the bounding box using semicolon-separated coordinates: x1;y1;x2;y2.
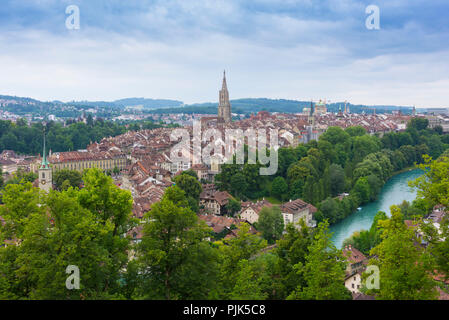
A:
218;70;231;123
222;70;227;90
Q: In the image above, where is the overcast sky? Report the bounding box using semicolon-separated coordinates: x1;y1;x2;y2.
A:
0;0;448;107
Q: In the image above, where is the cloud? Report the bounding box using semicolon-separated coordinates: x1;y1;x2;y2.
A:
0;0;448;107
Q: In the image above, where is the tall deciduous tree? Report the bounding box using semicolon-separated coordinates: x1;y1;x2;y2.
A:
288;220;351;300
216;223;267;299
0;173;134;299
53;169;82;190
273;220;313;299
410;154;449;210
137;186;217;299
256;206;284;244
271;176;288;201
367;205;437;300
173;172;202;212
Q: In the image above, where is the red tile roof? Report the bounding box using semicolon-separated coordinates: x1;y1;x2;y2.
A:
343;245;367;264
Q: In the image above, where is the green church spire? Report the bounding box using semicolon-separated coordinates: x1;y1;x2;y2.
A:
41;128;49;169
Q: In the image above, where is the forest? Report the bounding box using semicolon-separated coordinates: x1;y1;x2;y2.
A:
0;117;174;155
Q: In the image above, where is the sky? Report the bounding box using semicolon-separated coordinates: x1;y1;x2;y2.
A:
0;0;448;108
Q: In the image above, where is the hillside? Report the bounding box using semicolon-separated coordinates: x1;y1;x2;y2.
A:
0;94;417;117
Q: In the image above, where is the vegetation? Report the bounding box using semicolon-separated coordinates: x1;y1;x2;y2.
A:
53;169;83;191
345;153;449;299
0;168;135;299
215;120;448;226
255;206;284;244
0;169;356;300
342;211;387;255
410;151;449;281
1;118;448;300
287;220;351;300
0;118;179;156
173;171;203;213
365;206;438;300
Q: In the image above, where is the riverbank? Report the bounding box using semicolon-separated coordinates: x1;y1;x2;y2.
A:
330;168;423;248
333;165;417;223
390;165;417;176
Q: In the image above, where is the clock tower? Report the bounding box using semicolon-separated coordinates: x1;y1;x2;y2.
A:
39;131;52;193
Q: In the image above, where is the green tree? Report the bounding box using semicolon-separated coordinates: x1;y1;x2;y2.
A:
230;259;268;300
4;169;38;187
352;177;371;204
0;176;134;299
78;168;133;236
316;197;340;224
408;118;429;131
288;220;351;300
256;206;284;244
320;126;350;146
271;176;288;201
273;220;313;299
410;154;449;209
0;167;3;189
226;198;241;217
180;169;198;179
329;164;345;197
173;172;202;212
367;205;437;300
230;173;248;199
53;169;82;190
137;186;217;299
409;154;449;280
345;126;366;137
216;223;267;299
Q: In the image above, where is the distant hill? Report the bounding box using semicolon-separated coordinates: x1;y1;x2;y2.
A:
69;98;183;109
149;98;414;115
0;94;415;116
114;98;183;109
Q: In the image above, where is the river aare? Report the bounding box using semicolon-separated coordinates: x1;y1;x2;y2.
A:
330;168;424;249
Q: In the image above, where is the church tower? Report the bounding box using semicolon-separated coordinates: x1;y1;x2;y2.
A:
39;130;52;193
218;70;232;123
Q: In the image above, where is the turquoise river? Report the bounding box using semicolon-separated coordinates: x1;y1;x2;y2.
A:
330;168;424;249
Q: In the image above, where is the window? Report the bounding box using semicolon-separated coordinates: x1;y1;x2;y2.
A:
42;172;45;179
352;284;354;288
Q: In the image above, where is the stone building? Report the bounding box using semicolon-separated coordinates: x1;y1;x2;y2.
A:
47;150;127;173
280;198;317;229
218;70;232;123
239;199;273;224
